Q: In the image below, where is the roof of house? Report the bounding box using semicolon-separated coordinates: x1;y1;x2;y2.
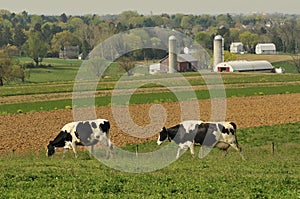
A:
216;60;274;71
177;54;198;63
230;42;243;46
256;43;276;50
160;54;198;63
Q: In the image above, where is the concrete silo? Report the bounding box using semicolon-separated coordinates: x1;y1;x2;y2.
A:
213;35;224;66
168;35;177;73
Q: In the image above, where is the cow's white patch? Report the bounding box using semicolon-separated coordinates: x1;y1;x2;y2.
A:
178;141;193;149
181;120;202;133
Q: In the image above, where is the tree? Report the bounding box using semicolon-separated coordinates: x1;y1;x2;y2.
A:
291;54;300;73
117;57;135;76
13;24;27;55
51;30;81;55
224;50;237;62
22;31;49;66
0;46;25;86
194;32;213;50
239;31;259;53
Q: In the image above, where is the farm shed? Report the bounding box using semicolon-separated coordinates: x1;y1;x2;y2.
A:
255;43;276;54
213;60;274;73
230;42;244;54
149;63;161;74
160;54;199;72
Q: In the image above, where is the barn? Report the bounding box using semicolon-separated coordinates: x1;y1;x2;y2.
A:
255;43;276;55
160;54;199;72
213;60;274;73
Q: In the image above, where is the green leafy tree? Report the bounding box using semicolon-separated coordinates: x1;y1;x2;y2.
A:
13;24;27;55
0;46;25;86
22;31;49;66
195;32;213;50
239;31;259;53
50;30;81;56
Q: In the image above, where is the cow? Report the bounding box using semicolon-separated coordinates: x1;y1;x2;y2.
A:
47;119;113;158
157;120;245;160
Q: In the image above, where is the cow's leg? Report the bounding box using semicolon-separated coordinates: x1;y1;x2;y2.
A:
65;141;78;158
100;137;113;159
107;140;113;158
176;147;182;159
62;148;68;158
71;142;78;158
199;146;211;158
189;144;195;158
222;149;228;157
230;143;245;160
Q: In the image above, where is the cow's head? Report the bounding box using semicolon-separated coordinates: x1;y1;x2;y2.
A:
157;127;169;145
47;141;55;156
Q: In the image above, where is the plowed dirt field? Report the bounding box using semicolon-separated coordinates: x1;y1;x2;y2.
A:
0;94;299;154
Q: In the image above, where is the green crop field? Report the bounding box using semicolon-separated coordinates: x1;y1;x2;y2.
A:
0;123;299;198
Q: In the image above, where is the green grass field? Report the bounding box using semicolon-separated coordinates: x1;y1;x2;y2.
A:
0;56;299;198
0;123;299;198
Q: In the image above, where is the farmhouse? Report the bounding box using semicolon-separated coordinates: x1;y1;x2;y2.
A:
255;43;276;55
213;60;274;73
159;54;199;73
230;42;244;54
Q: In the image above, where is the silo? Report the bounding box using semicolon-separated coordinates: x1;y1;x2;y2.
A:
168;35;177;73
213;35;224;66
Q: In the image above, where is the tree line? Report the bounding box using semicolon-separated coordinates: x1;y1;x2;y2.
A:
1;10;300;85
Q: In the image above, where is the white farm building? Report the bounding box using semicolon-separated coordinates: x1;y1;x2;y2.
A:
230;42;244;54
213;60;274;73
255;43;276;54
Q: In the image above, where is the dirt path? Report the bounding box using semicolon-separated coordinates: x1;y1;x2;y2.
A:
0;93;299;154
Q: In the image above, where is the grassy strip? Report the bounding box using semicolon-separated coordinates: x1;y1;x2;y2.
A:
0;123;299;198
0;84;299;115
1;73;300;97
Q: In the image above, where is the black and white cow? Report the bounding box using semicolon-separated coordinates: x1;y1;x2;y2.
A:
47;119;112;158
157;120;244;160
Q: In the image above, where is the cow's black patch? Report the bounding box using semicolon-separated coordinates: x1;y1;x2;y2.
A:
47;142;55;156
230;122;237;130
99;121;110;133
165;124;197;144
194;123;217;146
47;130;72;156
91;122;97;129
218;123;235;135
165;124;180;143
76;122;93;145
51;130;72;147
158;127;168;142
217;124;230;134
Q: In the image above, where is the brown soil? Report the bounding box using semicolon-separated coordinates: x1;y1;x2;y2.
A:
0;93;299;154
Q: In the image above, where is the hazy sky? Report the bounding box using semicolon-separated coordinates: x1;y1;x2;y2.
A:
1;0;299;15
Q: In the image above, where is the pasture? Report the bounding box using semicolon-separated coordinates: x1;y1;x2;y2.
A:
0;123;299;198
0;56;300;198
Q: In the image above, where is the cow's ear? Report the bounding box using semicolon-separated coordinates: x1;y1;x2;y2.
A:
162;127;167;132
230;122;237;130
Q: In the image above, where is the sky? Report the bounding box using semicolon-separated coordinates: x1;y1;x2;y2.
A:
0;0;299;16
